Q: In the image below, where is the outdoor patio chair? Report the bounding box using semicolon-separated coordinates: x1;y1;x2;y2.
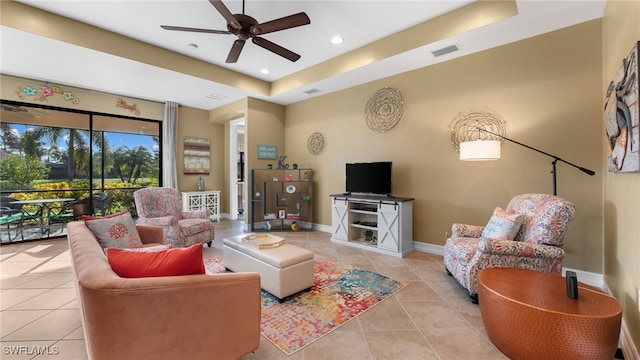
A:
1;196;24;242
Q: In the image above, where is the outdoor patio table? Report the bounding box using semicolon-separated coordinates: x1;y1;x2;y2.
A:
10;198;76;238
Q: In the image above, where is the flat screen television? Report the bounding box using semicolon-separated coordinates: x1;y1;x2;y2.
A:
345;161;392;195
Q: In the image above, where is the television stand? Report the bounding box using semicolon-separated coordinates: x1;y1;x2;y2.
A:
330;194;414;257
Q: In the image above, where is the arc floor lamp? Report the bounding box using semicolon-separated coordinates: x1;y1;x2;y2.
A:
451;107;595;196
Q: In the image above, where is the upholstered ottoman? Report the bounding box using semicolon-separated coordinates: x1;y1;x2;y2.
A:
222;234;314;300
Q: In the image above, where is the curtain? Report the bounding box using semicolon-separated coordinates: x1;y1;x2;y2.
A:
162;101;178;189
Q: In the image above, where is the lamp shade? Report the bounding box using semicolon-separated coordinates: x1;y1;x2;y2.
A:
460;140;501;161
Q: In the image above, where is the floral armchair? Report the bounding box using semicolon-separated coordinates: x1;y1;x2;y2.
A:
443;193;575;303
133;187;215;248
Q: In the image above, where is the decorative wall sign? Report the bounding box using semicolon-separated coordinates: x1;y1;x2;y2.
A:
307;132;325;155
16;83;79;104
364;87;404;133
605;41;639;173
184;137;210;175
257;144;277;159
116;98;141;116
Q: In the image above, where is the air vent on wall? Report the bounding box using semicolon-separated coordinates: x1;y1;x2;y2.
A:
303;88;322;95
431;44;459;57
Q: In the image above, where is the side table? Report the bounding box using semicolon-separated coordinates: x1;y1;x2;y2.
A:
181;191;221;222
478;268;622;360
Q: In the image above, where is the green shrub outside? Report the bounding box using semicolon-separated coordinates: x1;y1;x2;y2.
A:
9;181;158;217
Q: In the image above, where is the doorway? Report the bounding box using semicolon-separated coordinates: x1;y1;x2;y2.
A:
229;118;246;221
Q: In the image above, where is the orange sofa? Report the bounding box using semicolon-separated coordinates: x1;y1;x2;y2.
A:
66;221;261;360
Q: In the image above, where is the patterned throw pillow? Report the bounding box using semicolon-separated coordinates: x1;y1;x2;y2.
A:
105;243;205;278
481;207;525;241
84;211;143;249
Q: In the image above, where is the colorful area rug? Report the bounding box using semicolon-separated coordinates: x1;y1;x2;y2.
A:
204;256;407;355
204;257;226;274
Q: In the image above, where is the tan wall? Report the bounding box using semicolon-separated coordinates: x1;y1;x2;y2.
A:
602;0;640;352
246;98;285;170
1;74;164;120
209;98;247;216
205;97;285;220
286;20;603;273
175;106;225;208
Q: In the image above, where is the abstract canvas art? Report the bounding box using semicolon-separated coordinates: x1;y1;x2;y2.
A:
184;137;210;174
605;41;639;173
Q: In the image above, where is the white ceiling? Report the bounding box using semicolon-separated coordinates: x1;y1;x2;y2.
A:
1;0;606;111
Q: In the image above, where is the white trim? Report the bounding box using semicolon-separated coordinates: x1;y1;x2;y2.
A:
413;241;443;256
561;268;603;289
313;223;332;233
228;118;245;220
619;317;640;360
413;241;604;289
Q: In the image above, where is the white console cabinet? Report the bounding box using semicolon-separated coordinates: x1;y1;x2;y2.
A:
330;194;414;257
182;191;221;222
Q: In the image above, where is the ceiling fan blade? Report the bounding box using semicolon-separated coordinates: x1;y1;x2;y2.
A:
226;39;245;63
209;0;241;30
161;25;230;35
252;37;301;62
250;12;310;35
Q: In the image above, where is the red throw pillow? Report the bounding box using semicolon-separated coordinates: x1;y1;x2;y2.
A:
105;243;205;278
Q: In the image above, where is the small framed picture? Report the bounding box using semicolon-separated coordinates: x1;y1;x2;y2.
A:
278;210;286;219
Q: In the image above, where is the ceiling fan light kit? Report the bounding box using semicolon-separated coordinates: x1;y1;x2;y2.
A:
161;0;310;63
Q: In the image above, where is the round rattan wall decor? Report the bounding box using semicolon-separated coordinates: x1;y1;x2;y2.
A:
364;87;404;133
307;132;326;155
450;106;507;152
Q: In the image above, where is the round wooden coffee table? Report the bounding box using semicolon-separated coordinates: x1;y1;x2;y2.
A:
478;268;622;360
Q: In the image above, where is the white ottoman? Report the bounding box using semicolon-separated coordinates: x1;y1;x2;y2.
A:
222;234;314;300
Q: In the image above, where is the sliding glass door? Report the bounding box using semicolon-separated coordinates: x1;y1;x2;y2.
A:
0;101;161;241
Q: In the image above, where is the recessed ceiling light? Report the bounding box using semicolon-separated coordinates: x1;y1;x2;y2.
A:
331;36;343;44
260;68;270;74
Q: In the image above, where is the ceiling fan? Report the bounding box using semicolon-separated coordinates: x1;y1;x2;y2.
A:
161;0;310;63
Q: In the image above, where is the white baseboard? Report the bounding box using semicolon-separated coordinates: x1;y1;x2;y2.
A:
313;223;332;233
413;241;443;256
619;318;640;360
412;241;604;289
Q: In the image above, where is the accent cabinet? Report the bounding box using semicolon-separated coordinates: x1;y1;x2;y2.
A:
330;194;414;257
181;191;221;222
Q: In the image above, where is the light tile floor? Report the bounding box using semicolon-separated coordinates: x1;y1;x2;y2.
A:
1;220;507;359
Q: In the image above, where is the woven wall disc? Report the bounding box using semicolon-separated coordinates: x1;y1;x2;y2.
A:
450;107;507;152
364;87;404;133
307;132;325;155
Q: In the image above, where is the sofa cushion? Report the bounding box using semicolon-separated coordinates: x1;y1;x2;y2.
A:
481;207;525;241
84;211;143;249
105;243;205;278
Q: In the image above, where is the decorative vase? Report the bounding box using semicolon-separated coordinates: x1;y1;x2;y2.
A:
291;222;299;231
263;222;271;231
196;176;205;192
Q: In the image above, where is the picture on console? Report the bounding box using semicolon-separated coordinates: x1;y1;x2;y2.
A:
345;161;392;195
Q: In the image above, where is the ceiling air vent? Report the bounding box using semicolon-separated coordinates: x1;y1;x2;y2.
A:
206;93;227;101
431;44;459;57
303;88;322;95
